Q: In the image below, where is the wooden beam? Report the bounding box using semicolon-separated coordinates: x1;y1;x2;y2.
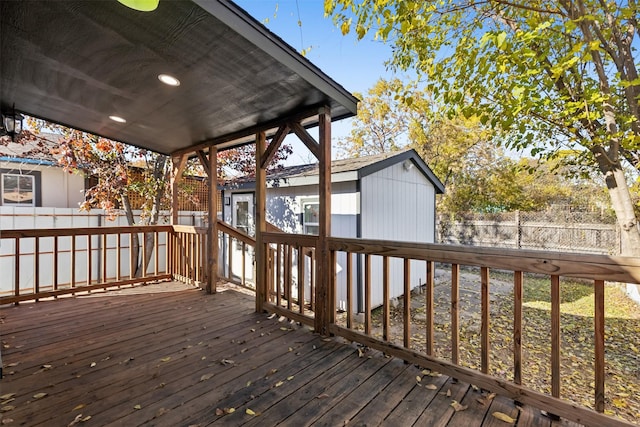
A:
170;154;188;225
314;106;331;335
255;131;267;313
290;121;320;160
196;150;210;177
206;146;218;294
169;105;325;157
260;124;289;170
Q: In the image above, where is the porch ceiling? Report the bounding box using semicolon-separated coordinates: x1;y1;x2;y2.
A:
0;0;357;155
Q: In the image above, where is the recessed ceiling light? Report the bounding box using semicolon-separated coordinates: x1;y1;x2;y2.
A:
158;74;180;86
109;115;127;123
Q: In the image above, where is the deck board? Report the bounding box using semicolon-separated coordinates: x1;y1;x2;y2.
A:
0;283;575;426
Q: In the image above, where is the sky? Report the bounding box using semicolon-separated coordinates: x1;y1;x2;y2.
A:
234;0;397;164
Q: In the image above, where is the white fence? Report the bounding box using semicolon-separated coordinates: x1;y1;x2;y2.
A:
0;207;210;295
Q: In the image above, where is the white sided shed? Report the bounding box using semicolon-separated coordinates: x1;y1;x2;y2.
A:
221;149;445;313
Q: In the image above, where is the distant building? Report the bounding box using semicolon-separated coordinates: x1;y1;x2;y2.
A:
221;149;445;312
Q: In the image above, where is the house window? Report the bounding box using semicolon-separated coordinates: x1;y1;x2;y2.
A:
1;173;36;206
302;200;320;235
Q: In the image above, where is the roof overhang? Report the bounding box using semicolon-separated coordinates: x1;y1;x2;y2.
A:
0;0;358;155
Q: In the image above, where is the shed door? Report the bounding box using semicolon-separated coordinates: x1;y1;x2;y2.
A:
232;193;254;237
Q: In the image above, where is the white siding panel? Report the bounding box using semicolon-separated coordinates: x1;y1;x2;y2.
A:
360;161;437;307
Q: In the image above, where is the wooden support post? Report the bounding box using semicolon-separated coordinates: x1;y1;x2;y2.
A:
206;146;218;294
314;106;331;335
255;131;267;313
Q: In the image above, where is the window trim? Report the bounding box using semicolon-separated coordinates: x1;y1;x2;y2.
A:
301;198;320;235
1;169;42;207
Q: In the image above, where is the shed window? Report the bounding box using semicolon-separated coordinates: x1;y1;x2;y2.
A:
302;200;319;235
2;173;35;206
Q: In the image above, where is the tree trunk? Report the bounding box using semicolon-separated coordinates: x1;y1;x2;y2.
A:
121;194;142;276
602;164;640;257
137;156;169;276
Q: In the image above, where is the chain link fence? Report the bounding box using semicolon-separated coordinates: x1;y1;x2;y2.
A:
437;209;620;255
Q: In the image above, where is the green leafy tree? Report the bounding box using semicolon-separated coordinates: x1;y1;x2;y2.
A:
336;78;412;157
327;0;640;255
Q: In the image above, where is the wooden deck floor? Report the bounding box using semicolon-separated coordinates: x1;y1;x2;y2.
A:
0;282;578;427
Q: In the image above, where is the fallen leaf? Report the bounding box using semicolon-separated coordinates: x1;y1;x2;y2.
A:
2;418;14;425
246;408;256;416
72;404;86;411
80;416;91;422
225;408;235;414
67;414;83;427
246;381;252;387
42;364;52;370
200;373;214;381
215;408;224;416
160;357;171;363
425;384;438;390
275;381;284;387
316;393;330;399
451;400;468;412
6;363;18;368
0;394;15;401
33;392;47;399
134;404;142;410
492;411;516;424
156;408;169;417
265;368;277;378
422;369;430;375
287;376;294;381
90;362;96;368
446;389;452;397
267;313;276;319
1;406;15;413
416;376;422;382
280;327;289;331
220;359;235;366
429;371;442;377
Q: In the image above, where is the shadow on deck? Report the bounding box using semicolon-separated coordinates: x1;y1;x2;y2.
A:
0;282;578;426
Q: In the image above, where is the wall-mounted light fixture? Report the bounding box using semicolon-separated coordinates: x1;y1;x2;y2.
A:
117;0;159;12
0;106;24;142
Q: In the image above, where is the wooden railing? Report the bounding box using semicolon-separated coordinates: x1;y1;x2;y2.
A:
262;232;317;327
217;221;256;290
0;226;173;304
170;225;207;286
327;237;640;427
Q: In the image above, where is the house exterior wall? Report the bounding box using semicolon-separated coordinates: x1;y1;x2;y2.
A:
0;161;85;208
358;160;438;308
222;181;358;236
